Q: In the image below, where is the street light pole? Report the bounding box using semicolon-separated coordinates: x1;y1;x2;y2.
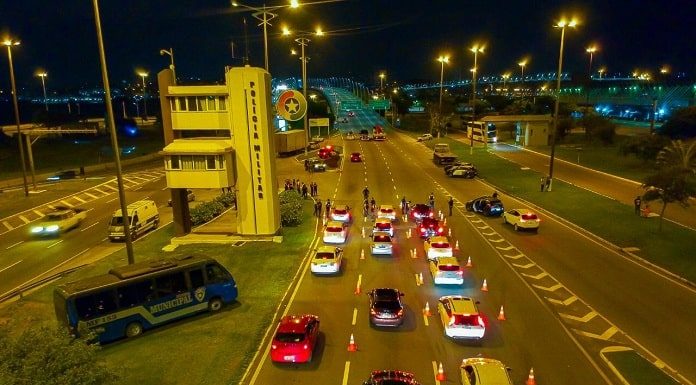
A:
470;45;484;154
518;60;527;94
138;71;149;120
437;55;449;138
92;0;135;264
36;72;48;111
379;72;385;95
159;48;176;84
548;18;578;192
585;46;596;80
4;39;29;197
297;37;310;155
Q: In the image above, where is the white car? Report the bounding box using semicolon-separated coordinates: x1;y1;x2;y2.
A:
371;231;393;255
417;134;433;142
437;296;485;340
346;132;356;140
323;221;348;244
311;246;343;274
460;358;514;385
377;205;397;221
373;218;394;237
502;209;540;232
330;205;352;223
424;236;453;261
429;257;464;285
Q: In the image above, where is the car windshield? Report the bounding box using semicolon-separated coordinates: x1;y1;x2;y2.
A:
326;226;343;232
432;242;450;248
373;235;391;242
275;332;306;343
439;264;459;271
47;214;67;221
414;204;429;212
453;314;480;326
315;252;335;260
333;209;347;215
374;300;400;310
376;223;391;230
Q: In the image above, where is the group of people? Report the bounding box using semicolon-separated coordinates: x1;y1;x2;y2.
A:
283;179;319;199
314;198;333;218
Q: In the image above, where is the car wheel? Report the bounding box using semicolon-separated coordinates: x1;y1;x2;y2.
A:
514;224;519;231
125;322;143;338
208;297;224;312
465;203;473;211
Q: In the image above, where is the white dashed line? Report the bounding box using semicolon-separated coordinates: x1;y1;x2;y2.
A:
352;308;358;325
46;240;64;249
5;241;24;250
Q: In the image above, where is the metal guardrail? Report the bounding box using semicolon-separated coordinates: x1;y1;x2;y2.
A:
0;264;86;304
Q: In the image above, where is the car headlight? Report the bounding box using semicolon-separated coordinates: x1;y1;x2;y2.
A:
45;225;60;232
31;227;44;233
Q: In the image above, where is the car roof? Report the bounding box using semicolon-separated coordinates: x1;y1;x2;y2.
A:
428;236;449;244
368;370;418;384
374;218;392;225
333;204;349;210
351;152;360;155
380;205;394;210
441;296;478;314
436;256;459;266
277;314;317;333
371;287;399;299
460;358;511;383
326;220;344;227
511;208;534;214
372;231;392;239
316;245;337;254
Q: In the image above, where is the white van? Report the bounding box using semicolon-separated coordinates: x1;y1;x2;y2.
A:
108;200;160;241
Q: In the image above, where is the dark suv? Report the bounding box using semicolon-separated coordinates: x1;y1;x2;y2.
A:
410;203;433;222
368;288;405;327
417;217;445;238
363;370;420;385
465;196;504;217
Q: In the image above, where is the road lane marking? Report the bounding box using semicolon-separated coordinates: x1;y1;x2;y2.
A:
84;192;99;199
342;361;351;385
161;186;168;191
73;196;87;203
81;222;101;232
352;308;358;325
93;188;108;194
575;326;618;341
32;209;45;218
532;283;563;292
504;253;525;259
132;186;142;191
561;310;597;323
546;295;579;306
59;200;74;208
488;238;506;243
3;221;14;231
496;245;515;251
47;240;64;249
423;314;429;326
18;215;30;224
104;185;118;191
5;241;24;250
512;262;536;269
432;361;441;385
0;260;23;274
481;230;496;236
521;271;549;280
106;198;118;203
101;237;108;242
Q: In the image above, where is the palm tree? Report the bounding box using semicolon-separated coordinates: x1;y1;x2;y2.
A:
656;139;696;173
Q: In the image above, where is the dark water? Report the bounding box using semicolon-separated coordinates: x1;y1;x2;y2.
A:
0;99;108;126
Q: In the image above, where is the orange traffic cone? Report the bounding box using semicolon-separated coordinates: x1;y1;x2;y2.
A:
360;249;365;260
413;248;417;258
423;302;432;316
455;240;460;250
525;367;536;385
466;256;473;267
481;278;489;292
436;362;446;381
354;281;361;295
347;333;357;352
443;218;447;225
407;228;412;238
497;305;506;321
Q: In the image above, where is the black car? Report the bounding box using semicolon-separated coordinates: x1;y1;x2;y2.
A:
465;196;504;217
307;158;327;172
409;203;433;222
368;288;405;327
47;170;78;181
447;165;478;178
444;162;474;174
363;370;420;385
417;217;446;238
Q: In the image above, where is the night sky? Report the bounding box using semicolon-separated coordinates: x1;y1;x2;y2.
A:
1;0;694;92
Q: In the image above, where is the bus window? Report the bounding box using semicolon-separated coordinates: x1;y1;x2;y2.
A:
75;290;117;320
188;269;205;288
154;272;188;297
117;280;154;308
206;263;227;283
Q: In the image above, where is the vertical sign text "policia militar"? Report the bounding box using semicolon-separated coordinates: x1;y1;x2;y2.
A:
248;81;264;199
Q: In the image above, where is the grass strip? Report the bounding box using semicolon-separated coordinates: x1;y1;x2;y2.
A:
603;350;680;385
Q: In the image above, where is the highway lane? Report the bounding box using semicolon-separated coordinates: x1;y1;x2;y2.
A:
0;173;171;297
385;129;696;383
248;117;606;384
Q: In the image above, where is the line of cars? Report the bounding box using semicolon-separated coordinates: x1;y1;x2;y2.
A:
466;196;540;232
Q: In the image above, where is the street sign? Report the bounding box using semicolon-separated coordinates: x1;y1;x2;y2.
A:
342;100;362;110
309;118;330;127
275;89;307;121
369;99;390;110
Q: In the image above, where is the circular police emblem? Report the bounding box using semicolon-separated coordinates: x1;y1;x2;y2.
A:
276;89;307;121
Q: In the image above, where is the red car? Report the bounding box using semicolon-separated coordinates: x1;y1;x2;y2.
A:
318;145;335;160
270;314;320;363
351;152;362;162
410;203;434;222
417;218;446;238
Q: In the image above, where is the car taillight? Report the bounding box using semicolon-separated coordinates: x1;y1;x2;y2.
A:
429;212;434;217
478;316;485;327
303;344;309;350
397;309;404;316
420;228;426;233
272;344;277;349
448;316;455;326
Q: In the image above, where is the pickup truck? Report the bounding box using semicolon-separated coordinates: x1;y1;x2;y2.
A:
433;143;458;165
30;207;87;236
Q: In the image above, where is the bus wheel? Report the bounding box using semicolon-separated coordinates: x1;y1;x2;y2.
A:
125;322;143;338
208;298;223;312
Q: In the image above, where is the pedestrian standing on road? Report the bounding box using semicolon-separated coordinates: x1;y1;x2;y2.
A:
314;182;319;197
302;183;308;199
401;197;407;213
428;193;435;210
492;191;499;199
540;177;545;192
545;176;551;192
296;182;301;195
304;159;309;172
315;199;322;217
634;196;642;215
448;197;454;216
363;200;370;217
326;199;332;218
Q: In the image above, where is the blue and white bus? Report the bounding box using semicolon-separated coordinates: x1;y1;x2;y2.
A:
54;255;238;343
466;121;497;143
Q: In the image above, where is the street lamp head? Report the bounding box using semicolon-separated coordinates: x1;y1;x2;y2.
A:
36;71;48;78
660;65;670;74
379;73;386;79
315;27;324;36
556;18;579;28
290;48;297;55
231;1;239;6
437;55;449;63
518;60;527;68
137;71;149;78
282;26;291;35
290;0;299;8
470;45;485;53
3;39;20;46
586;45;597;53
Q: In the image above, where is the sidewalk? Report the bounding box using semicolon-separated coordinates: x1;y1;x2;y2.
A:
447;132;696;231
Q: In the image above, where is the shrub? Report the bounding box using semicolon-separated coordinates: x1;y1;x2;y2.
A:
0;325;119;385
619;134;670;162
582;115;616;144
190;200;226;226
215;191;236;208
279;190;304;227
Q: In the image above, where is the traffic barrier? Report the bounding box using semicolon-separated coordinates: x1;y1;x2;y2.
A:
423;302;431;316
466;256;473;267
525;368;536;385
497;305;506;321
436;362;446;381
481;279;489;292
360;249;365;260
347;333;358;352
